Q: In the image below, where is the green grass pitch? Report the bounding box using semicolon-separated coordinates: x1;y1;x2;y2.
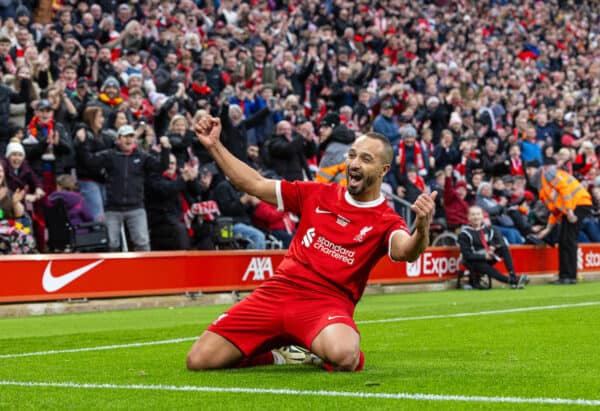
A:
1;282;599;410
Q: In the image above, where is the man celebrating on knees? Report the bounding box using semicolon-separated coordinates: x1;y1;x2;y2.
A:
187;116;436;372
458;205;529;289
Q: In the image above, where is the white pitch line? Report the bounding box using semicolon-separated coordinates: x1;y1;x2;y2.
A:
2;301;599;360
0;381;599;406
0;337;197;359
356;301;600;324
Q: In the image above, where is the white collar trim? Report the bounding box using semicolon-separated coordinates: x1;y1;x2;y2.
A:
344;190;386;208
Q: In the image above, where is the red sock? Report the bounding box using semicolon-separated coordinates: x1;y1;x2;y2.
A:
236;352;275;368
323;351;365;372
355;351;365;372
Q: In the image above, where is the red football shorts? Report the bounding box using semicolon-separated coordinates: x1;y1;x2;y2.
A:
207;278;358;357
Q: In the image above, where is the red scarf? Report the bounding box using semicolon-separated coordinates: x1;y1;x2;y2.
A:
99;93;124;107
28;116;54;140
408;174;425;192
131;108;143;119
510;157;525;176
397;140;425;175
191;83;212;95
16;45;26;58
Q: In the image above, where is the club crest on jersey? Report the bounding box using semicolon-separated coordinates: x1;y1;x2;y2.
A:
354;226;373;242
336;215;351;227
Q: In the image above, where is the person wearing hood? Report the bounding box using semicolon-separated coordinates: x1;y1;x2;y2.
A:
315;112;355;186
75;124;171;251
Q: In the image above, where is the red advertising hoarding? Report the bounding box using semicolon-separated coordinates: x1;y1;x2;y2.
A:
1;245;600;303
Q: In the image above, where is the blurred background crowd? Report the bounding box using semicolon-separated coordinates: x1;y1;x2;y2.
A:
0;0;598;254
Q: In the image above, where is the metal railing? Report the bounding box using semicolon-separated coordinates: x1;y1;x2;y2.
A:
385;191;415;231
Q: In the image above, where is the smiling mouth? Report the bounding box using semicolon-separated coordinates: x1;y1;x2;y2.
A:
347;170;363;188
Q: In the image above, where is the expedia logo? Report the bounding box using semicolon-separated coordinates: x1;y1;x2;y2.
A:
406;257;421;277
405;252;460;278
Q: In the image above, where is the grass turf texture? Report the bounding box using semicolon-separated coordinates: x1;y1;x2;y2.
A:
1;282;599;410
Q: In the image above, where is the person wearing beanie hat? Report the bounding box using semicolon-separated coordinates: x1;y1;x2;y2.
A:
5;141;25;158
449;112;463;140
319;112;341;130
98;76;124;127
1;141;45;205
397;124;425;179
101;76;121;92
426;96;440;107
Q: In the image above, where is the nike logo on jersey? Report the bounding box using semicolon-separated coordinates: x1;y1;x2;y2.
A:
315;207;332;214
42;260;104;292
327;315;347;321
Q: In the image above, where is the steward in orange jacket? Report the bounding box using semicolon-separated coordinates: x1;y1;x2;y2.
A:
536;165;592;284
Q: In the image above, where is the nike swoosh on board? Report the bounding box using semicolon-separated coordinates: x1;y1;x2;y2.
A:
42;260;105;293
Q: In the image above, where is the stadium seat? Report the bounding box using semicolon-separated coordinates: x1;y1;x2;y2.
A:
44;199;109;253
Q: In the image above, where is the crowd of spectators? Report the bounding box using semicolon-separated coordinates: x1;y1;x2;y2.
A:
0;0;599;253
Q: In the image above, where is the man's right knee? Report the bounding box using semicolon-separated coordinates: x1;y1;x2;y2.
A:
186;331;243;371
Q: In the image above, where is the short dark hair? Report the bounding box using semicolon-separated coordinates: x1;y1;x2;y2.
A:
364;132;393;165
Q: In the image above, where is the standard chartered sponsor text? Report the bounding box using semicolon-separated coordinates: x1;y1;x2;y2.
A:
313;236;355;265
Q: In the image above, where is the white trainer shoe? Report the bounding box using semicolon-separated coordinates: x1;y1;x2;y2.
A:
272;345;323;366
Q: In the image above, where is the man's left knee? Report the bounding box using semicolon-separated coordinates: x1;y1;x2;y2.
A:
325;343;360;371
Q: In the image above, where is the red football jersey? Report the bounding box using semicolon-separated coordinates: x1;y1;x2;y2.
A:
274;181;409;304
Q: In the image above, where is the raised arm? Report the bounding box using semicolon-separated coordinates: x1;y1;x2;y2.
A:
194;116;278;205
390;191;437;262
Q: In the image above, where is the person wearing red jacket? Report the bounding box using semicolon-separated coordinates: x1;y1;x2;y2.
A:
443;165;469;231
251;199;296;248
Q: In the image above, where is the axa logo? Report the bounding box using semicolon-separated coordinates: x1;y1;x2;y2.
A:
354;226;373;242
406;256;422;277
242;257;274;281
42;260;104;292
302;227;316;248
